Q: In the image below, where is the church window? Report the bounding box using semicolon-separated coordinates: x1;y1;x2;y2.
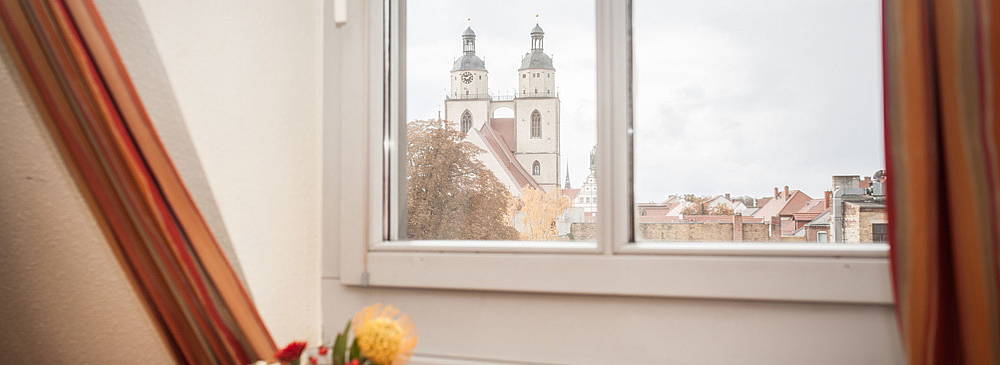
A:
522;74;526;78
461;110;472;133
530;110;541;138
532;161;541;176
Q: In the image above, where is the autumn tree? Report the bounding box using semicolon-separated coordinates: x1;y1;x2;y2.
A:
406;119;519;240
515;187;571;240
680;195;735;215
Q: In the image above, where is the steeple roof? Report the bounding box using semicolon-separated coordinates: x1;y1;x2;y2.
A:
454;26;486;71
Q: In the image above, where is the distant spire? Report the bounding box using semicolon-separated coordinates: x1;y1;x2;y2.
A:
564;160;571;189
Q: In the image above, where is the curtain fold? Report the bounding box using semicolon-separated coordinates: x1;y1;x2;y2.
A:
884;0;1000;362
0;1;276;363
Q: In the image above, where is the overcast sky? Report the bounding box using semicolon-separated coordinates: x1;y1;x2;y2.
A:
407;0;883;202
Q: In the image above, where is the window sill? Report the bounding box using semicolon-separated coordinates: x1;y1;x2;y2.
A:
346;249;894;305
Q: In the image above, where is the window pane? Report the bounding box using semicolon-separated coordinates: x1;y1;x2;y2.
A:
403;1;596;241
632;0;886;244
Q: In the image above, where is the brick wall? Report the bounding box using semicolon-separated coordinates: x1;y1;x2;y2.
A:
843;203;888;243
843;203;861;242
570;222;769;242
858;208;888;243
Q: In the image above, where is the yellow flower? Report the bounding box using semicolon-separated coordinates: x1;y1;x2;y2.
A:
352;303;418;365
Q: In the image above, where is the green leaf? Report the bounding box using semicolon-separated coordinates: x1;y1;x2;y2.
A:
333;320;352;365
349;337;360;360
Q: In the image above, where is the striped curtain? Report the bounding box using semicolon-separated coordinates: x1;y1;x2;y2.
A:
883;0;1000;362
0;1;276;364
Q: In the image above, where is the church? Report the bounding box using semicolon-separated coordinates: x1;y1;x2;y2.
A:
443;23;561;196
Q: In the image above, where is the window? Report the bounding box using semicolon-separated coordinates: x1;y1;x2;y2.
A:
461;110;472;133
399;0;596;242
632;0;886;245
331;0;891;303
872;223;888;242
817;231;828;243
530;110;542;138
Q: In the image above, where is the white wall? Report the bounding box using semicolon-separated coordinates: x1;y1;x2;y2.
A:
98;0;325;345
1;1;325;361
0;42;175;365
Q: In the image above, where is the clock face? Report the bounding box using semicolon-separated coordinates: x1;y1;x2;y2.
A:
461;72;474;84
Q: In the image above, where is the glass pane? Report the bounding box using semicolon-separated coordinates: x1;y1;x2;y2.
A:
404;1;596;240
632;0;886;243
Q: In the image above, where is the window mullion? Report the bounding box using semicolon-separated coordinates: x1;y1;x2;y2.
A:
596;0;633;254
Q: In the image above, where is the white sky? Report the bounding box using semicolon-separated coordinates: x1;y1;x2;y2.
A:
406;0;883;202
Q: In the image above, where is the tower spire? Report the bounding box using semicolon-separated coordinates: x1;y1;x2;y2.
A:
462;18;476;54
531;15;545;51
564;160;571;189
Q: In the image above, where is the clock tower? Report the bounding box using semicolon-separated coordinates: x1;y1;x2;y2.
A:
449;27;489;98
445;26;490;134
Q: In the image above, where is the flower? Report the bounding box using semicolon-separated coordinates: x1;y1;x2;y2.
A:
348;360;359;365
352;303;418;365
308;356;318;364
275;341;308;363
317;345;329;356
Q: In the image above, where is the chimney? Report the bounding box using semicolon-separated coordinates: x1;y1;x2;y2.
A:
824;191;832;209
725;193;731;201
732;213;744;242
773;187;780;199
783;186;790;199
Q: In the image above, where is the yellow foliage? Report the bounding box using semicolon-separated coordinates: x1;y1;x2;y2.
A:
515;187;571;240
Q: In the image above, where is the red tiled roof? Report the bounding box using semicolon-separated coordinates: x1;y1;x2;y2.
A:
638;215;765;224
477;121;540;191
753;190;813;219
562;188;580;200
792;199;827;222
490;118;517;153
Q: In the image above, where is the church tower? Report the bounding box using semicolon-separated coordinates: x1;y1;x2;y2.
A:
514;23;560;191
445;26;490;134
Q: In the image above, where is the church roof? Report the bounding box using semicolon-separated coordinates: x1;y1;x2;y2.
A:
531;24;544;34
452;54;486;71
463;26;476;37
520;50;554;70
477;121;541;191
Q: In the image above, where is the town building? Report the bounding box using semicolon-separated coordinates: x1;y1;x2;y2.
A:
831;173;888;243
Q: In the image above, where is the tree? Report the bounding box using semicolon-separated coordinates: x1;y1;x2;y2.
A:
680;195;734;215
515;187;571;240
406;119;519;240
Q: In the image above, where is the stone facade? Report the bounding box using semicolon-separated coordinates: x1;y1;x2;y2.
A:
843;202;888;243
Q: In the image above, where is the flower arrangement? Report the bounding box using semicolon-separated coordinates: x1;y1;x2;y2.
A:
255;303;417;365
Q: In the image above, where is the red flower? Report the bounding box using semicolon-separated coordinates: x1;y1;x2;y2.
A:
308;356;318;364
348;360;359;365
317;345;328;355
275;341;308;362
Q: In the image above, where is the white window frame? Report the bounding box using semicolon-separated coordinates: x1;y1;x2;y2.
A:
331;0;892;304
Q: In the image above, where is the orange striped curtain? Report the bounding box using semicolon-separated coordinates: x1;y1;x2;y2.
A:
883;0;1000;362
0;1;276;364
